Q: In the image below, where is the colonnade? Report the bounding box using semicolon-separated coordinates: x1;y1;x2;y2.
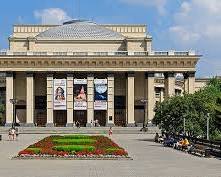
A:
5;71;195;126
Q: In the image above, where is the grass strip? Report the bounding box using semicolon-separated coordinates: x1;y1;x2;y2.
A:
26;148;41;154
53;139;96;145
53;145;95;152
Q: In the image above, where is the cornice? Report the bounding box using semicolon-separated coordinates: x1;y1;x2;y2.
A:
0;56;198;72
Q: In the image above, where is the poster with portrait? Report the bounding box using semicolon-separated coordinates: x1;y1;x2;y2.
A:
53;79;67;110
94;79;107;110
74;79;87;110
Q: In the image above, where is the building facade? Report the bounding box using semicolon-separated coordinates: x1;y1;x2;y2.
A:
0;20;201;127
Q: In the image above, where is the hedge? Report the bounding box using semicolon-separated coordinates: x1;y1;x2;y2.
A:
52;145;95;152
53;139;96;145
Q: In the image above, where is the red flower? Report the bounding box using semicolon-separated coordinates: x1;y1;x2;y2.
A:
18;149;35;156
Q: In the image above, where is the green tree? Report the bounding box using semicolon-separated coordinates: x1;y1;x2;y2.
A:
0;103;5;125
153;77;221;139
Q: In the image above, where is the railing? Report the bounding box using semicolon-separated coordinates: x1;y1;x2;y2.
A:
0;50;196;56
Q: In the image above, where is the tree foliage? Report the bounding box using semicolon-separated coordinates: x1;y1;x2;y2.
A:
153;78;221;139
0;103;5;125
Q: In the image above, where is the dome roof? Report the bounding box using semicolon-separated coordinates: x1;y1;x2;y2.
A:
36;20;125;40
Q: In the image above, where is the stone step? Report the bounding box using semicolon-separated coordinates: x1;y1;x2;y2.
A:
0;126;160;134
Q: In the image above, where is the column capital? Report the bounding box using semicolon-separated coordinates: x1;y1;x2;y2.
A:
47;73;54;77
26;72;34;77
6;71;14;77
87;73;94;77
67;73;74;77
107;72;114;77
183;71;195;79
126;71;135;77
164;72;175;78
145;72;155;78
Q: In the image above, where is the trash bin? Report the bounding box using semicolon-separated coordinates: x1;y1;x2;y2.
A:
205;148;211;158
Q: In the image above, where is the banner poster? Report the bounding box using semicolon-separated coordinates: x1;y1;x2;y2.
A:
94;79;107;110
53;79;67;110
74;79;87;110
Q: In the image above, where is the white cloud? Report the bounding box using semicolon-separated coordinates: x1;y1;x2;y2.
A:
119;0;167;15
34;8;71;24
167;0;221;77
169;0;221;44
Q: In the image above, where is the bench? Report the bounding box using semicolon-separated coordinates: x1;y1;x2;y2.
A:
189;144;206;157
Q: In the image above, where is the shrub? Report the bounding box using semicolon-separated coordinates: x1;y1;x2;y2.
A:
105;147;122;153
18;149;35;156
58;135;91;139
26;148;41;154
53;145;95;152
53;139;96;145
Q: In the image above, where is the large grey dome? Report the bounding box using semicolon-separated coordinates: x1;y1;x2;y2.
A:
36;20;125;40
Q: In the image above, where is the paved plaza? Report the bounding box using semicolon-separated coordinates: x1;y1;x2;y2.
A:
0;133;220;177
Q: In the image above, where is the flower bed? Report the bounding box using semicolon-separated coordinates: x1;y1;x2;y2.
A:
15;135;131;160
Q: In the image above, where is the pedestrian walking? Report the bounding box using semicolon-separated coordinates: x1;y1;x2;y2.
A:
108;127;113;136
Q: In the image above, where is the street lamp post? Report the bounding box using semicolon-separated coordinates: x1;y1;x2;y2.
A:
140;99;148;131
183;114;186;135
9;98;17;128
207;113;210;140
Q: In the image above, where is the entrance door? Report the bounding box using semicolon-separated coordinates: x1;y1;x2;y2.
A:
35;109;47;127
94;111;106;126
114;109;126;126
54;110;67;127
74;111;87;127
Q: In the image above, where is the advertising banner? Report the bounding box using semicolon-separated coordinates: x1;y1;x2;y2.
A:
94;79;107;110
74;79;87;110
53;79;67;110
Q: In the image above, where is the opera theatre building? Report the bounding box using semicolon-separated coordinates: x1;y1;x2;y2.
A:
0;20;201;127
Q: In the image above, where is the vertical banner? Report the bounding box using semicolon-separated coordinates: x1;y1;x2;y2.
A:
53;79;67;110
74;79;87;110
94;79;107;110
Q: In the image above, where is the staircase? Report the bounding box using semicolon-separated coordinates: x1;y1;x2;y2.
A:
0;126;160;134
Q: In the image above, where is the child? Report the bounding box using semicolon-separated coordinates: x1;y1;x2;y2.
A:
108;127;113;136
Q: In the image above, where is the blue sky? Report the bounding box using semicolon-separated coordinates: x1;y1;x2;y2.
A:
0;0;221;77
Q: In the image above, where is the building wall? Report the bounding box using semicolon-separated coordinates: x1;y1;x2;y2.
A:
115;73;126;96
127;41;145;51
14;72;26;123
134;72;145;123
10;24;149;52
15;72;26;101
195;79;208;92
9;40;28;51
35;73;47;96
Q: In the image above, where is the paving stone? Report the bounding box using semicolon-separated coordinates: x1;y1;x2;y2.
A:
0;134;220;177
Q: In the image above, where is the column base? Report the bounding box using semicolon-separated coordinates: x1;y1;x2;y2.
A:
5;123;12;127
46;123;54;127
106;123;115;127
86;123;92;127
66;123;73;127
127;123;135;127
136;123;144;127
23;123;35;127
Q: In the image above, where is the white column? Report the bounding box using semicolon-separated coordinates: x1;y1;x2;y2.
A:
87;74;94;127
164;72;175;98
5;72;14;126
66;73;73;127
107;74;114;126
184;72;195;94
46;73;54;127
126;73;135;126
145;72;155;124
26;73;35;126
